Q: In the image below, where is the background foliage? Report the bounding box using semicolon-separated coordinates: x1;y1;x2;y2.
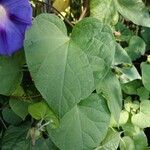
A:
1;0;150;149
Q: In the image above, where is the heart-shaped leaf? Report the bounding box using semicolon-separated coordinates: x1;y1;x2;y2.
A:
25;14;116;117
47;94;110;150
24;14;94;117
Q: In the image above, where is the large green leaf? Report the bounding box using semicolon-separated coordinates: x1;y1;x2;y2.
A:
141;62;150;91
0;52;24;95
96;71;122;122
114;0;150;27
47;94;110;150
24;14;94;117
90;0;119;26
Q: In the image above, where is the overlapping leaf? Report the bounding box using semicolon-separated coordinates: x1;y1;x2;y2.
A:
141;62;150;91
96;71;122;121
0;52;24;95
113;44;141;83
114;0;150;27
47;94;110;150
91;0;150;27
90;0;118;26
131;100;150;128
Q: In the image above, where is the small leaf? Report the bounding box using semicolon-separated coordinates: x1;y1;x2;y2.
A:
137;87;150;101
28;102;59;128
125;36;146;61
113;44;141;83
30;138;59;150
2;108;22;125
120;126;148;150
132;113;150;128
9;99;30;120
96;71;122;122
131;100;150;128
119;136;135;150
2;126;58;150
141;62;150;91
140;100;150;115
1;126;29;150
110;110;129;127
99;128;120;150
0;52;24;96
115;22;133;42
122;122;141;137
141;27;150;49
133;131;148;150
121;80;142;95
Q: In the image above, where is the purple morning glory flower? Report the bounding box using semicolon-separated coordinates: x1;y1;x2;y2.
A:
0;0;32;56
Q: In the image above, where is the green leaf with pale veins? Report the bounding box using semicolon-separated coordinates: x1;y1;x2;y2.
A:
98;128;120;150
24;14;94;117
71;17;116;67
114;0;150;27
90;0;119;26
91;0;150;27
71;17;116;85
96;71;122;122
47;94;110;150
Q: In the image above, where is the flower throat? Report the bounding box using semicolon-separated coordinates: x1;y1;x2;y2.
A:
0;5;7;21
